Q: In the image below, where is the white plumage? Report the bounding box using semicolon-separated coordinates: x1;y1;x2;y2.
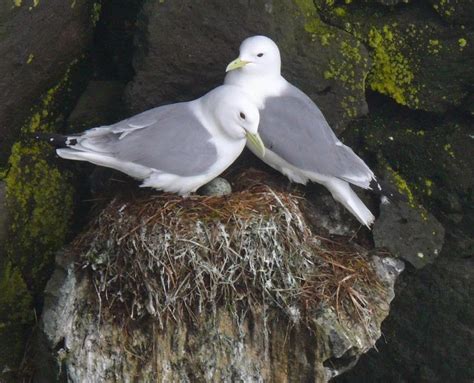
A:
38;85;264;196
225;35;378;227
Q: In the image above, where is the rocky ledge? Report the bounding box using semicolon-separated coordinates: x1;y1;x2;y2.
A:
35;172;403;382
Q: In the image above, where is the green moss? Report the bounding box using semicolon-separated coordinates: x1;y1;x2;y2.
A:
5;142;74;288
428;39;441;54
13;0;22;7
91;2;102;26
386;165;428;220
4;60;78;289
334;7;346;17
367;26;419;107
432;0;456;18
443;143;455;158
386;165;415;207
294;0;368;119
458;38;467;49
294;0;335;46
424;178;433;196
0;262;33;371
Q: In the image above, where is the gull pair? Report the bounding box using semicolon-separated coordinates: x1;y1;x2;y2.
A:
38;35;378;228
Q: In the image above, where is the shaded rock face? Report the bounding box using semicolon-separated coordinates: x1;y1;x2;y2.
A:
35;181;402;382
0;181;7;258
336;95;473;382
0;0;94;164
336;256;474;383
125;0;370;133
374;195;445;269
316;1;473;114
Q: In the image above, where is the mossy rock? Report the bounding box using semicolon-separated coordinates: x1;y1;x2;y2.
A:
0;60;85;378
0;0;95;165
0;262;33;378
125;0;370;133
315;1;474;113
342;95;473;259
427;0;474;25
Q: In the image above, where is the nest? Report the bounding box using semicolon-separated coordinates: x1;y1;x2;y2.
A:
72;170;386;329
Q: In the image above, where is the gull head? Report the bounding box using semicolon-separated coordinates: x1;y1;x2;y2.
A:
226;35;281;77
211;86;265;157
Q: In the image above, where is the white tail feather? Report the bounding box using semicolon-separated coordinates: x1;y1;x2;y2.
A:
56;149;152;180
323;178;375;229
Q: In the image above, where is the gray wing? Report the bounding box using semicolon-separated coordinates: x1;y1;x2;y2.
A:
75;103;217;177
259;84;373;186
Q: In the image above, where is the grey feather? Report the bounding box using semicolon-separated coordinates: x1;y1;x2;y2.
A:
259;84;373;188
70;103;217;177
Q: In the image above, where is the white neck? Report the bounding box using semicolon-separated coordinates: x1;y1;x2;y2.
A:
224;71;287;106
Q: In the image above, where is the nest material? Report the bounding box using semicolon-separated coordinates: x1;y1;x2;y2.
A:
73;170;385;329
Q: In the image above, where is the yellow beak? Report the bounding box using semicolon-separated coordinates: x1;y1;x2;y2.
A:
226;57;250;72
246;131;265;157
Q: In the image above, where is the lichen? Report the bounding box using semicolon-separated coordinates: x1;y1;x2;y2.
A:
367;26;419;107
294;0;368;118
5;142;74;288
386;163;428;220
91;2;102;26
432;0;456;18
386;165;416;207
4;60;78;290
443;143;455;158
458;38;467;50
424;178;433;196
0;262;33;373
294;0;335;46
428;39;441;54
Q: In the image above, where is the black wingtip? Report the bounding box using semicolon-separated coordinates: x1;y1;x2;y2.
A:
31;132;73;148
370;177;406;204
369;178;383;193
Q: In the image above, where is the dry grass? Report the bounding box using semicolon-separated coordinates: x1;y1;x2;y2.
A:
71;170;387;329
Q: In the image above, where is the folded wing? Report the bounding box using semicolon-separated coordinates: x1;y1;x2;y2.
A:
259;84;374;189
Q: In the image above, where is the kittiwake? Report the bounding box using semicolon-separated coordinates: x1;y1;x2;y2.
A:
225;35;380;228
35;85;265;196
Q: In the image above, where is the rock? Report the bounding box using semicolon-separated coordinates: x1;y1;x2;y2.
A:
0;0;95;164
0;181;8;258
125;0;370;133
35;177;402;382
426;0;474;25
302;193;362;236
66;80;126;130
316;1;474;113
373;198;445;268
198;177;232;196
335;256;474;383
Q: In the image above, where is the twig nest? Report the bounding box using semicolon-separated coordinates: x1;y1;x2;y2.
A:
73;170;394;335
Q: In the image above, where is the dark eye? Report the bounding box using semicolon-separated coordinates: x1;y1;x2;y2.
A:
240;112;246;119
257;53;264;57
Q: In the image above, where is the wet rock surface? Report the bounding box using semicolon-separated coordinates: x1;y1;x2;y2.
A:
316;1;474;113
0;182;8;258
336;256;474;383
125;0;370;133
0;0;94;164
374;199;445;269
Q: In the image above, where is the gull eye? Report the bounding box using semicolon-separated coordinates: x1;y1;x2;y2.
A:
257;53;264;57
239;112;246;119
